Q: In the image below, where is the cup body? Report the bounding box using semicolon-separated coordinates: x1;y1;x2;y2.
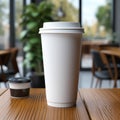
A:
39;22;84;107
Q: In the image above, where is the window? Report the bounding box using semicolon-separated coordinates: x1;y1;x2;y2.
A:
82;0;113;40
81;0;113;70
15;0;23;55
0;0;9;49
49;0;79;22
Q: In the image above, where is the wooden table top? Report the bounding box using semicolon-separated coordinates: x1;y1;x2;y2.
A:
0;50;10;55
80;88;120;120
0;88;89;120
1;88;120;120
100;46;120;57
101;50;120;57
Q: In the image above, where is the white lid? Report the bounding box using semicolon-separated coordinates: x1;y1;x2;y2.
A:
43;22;80;28
39;22;84;34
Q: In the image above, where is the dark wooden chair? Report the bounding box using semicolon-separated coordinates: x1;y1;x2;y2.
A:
0;51;11;87
100;49;120;88
7;48;20;75
90;49;120;88
0;47;20;88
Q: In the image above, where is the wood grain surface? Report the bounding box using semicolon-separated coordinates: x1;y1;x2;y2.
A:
0;89;7;95
80;89;120;120
0;89;90;120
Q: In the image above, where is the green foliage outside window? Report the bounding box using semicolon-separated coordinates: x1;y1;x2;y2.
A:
96;2;112;32
0;2;6;35
49;0;78;22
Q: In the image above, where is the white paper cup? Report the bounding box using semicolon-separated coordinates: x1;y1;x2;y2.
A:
39;22;84;107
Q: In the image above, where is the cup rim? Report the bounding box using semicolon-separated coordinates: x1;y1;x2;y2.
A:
39;29;84;34
39;27;84;30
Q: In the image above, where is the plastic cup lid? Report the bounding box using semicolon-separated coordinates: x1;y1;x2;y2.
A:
43;22;81;28
9;77;31;83
39;22;84;33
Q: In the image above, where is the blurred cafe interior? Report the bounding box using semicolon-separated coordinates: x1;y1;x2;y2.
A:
0;0;120;88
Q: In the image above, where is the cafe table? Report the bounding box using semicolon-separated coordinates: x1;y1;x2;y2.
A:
0;88;120;120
